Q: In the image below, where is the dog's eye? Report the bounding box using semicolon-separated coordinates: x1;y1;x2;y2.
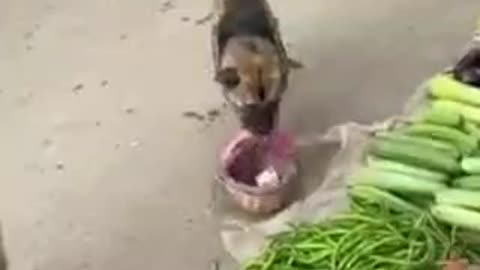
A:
224;75;240;89
216;68;240;89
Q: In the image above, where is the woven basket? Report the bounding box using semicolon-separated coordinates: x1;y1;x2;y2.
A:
217;161;297;214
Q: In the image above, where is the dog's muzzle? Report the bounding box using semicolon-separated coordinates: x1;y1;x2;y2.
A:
237;100;280;135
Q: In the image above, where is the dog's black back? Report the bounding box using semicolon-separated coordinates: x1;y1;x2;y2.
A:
217;0;275;57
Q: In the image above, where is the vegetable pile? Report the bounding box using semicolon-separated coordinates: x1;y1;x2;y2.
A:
354;74;480;232
245;186;480;270
243;74;480;269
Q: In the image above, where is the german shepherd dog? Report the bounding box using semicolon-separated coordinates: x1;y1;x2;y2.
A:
211;0;299;135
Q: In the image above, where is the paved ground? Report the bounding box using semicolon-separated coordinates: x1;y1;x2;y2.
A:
0;0;479;269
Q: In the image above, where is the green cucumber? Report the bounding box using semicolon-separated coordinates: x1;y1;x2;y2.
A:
428;74;480;106
432;100;480;126
435;189;480;209
369;138;461;174
463;121;480;140
366;156;449;182
462;157;480;174
431;204;480;232
453;175;480;190
374;132;460;158
414;104;463;127
402;123;477;155
349;168;447;195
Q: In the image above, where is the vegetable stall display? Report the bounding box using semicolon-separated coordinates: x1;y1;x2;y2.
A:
244;187;479;270
242;74;480;270
354;74;480;231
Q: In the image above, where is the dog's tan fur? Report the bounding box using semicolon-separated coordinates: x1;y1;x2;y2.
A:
211;0;300;133
219;36;282;106
211;0;290;107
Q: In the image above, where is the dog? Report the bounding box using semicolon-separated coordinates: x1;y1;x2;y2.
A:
211;0;300;135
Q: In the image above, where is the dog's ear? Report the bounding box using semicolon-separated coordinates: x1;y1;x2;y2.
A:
215;67;241;89
287;58;304;69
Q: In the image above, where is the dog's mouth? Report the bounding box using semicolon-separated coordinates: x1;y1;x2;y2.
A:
239;101;280;135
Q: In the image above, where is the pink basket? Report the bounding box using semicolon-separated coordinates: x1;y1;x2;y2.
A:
217;130;297;214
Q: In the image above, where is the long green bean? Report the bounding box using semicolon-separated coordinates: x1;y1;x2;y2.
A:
243;197;474;270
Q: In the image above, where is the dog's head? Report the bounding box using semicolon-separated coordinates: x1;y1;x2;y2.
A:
215;36;285;134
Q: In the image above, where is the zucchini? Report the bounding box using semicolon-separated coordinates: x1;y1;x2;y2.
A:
349;185;422;214
402;123;477;154
461;157;480;174
366;156;449;182
432;100;480;126
428;74;480;106
431;204;480;232
453;175;480;190
369;139;461;174
435;189;480;209
374;132;460;158
349;168;447;195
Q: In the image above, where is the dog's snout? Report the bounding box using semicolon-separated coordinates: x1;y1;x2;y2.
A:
240;101;279;135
